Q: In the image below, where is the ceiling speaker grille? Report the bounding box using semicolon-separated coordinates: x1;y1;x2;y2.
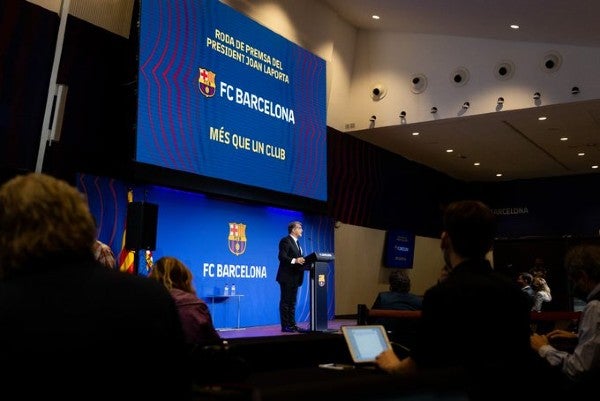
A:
450;67;470;87
541;51;562;73
494;60;515;80
410;73;428;94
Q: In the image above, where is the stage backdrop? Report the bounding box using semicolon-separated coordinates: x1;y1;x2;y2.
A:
78;173;335;328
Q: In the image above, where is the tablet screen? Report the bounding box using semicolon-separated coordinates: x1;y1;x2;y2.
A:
341;325;392;364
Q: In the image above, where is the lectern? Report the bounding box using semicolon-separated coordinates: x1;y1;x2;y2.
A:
303;252;335;331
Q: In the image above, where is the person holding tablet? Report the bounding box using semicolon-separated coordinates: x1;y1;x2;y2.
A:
375;200;544;401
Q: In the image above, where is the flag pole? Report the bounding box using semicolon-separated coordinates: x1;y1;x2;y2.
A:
133;249;140;275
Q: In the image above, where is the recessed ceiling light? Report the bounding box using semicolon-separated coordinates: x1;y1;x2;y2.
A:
578;152;585;156
560;137;568;141
538;116;547;121
446;149;454;153
592;165;599;169
473;162;480;166
372;15;380;20
412;132;419;136
496;173;503;177
510;24;519;29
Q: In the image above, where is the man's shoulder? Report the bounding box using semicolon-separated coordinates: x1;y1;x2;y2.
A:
279;235;293;244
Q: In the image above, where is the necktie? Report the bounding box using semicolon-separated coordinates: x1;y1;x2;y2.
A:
295;240;302;255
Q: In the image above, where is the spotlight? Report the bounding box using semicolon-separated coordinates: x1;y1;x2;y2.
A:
533;92;541;100
571;86;580;95
430;107;438;114
399;111;406;118
462;102;470;109
369;115;376;122
497;97;504;105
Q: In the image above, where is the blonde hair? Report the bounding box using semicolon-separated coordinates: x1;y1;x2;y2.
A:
149;256;195;294
0;173;96;278
532;276;551;294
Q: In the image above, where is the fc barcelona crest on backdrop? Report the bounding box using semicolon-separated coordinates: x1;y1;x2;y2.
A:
198;67;216;97
228;222;247;256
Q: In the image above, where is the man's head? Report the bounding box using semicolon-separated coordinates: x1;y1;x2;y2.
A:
564;243;600;300
0;173;96;278
441;200;496;266
517;272;533;287
288;221;303;238
389;269;411;293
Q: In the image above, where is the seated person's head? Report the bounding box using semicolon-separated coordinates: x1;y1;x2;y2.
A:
149;256;195;293
517;272;533;287
389;269;411;293
442;200;496;262
532;276;550;293
0;173;96;278
564;243;600;300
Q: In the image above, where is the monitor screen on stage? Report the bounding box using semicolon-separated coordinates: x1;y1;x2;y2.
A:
384;229;415;268
136;0;328;202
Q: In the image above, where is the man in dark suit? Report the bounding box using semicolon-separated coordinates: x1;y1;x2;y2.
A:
517;271;535;308
276;221;306;332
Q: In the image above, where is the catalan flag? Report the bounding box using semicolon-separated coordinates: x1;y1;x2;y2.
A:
118;189;135;274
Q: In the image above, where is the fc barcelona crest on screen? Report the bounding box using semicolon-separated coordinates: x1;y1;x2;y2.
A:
198;67;216;97
228;222;247;256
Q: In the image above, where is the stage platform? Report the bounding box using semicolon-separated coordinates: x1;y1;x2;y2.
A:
217;318;357;340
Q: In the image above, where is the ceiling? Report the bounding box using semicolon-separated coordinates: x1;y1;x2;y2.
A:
321;0;600;182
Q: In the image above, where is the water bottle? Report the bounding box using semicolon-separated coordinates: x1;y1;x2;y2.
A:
224;283;229;296
231;283;236;295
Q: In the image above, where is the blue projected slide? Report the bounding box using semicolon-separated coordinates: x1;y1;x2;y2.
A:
137;0;327;201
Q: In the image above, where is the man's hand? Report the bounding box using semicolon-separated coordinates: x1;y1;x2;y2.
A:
375;350;417;376
375;349;401;373
530;333;549;352
546;329;578;341
297;256;305;265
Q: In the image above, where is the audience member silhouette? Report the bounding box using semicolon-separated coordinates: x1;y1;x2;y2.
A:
374;200;541;401
372;269;423;311
0;173;190;400
371;269;422;349
149;256;221;347
531;276;552;312
517;272;535;308
530;243;600;398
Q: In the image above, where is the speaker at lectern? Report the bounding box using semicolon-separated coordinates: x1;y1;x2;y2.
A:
303;252;335;331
